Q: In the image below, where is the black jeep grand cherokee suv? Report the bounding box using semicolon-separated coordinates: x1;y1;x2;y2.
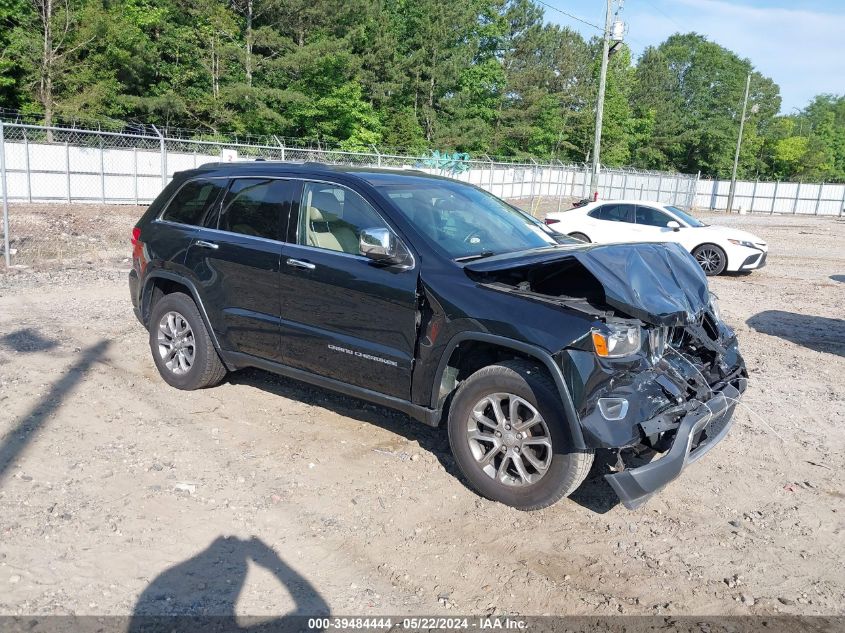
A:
130;162;747;510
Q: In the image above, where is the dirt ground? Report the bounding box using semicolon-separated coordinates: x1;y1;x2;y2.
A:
0;202;844;618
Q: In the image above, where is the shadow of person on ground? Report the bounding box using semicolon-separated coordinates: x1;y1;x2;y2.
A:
129;536;329;632
0;327;59;353
747;310;845;357
0;339;109;482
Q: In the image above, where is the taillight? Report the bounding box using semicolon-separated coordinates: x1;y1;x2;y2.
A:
544;218;560;226
131;227;141;246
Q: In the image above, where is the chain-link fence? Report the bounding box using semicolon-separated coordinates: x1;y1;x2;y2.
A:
0;117;702;265
0;120;699;204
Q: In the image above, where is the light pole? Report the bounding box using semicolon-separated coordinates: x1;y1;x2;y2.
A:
726;73;755;213
589;0;613;200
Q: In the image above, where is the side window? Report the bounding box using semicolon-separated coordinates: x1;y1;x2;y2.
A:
635;205;672;227
218;178;288;240
161;178;224;226
589;204;634;223
298;182;389;255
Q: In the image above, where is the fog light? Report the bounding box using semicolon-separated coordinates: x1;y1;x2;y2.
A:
598;397;629;421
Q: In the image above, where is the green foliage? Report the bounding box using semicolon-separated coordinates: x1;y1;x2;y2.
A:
0;0;840;180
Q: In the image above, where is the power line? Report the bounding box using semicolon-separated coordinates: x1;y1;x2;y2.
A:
534;0;604;31
637;0;686;31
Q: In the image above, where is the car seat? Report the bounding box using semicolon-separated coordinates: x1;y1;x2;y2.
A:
307;191;359;254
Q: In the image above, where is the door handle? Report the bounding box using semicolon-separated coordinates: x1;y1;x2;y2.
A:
286;258;316;270
195;240;219;250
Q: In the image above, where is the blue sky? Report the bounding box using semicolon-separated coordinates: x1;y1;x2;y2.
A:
542;0;845;112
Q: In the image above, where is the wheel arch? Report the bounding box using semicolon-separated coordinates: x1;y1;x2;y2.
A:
141;272;229;367
432;332;587;450
691;242;729;271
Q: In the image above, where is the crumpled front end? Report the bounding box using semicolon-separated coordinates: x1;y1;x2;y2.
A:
467;241;748;509
605;377;745;509
563;312;747;509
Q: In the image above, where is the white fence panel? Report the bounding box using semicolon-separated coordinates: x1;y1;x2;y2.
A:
0;120;841;217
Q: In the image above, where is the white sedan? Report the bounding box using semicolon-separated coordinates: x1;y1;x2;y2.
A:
544;200;768;276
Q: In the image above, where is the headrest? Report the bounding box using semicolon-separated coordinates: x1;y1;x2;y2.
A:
311;191;342;215
308;206;337;222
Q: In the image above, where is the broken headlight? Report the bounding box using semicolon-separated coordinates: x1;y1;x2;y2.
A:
648;326;669;363
592;323;641;358
708;291;721;321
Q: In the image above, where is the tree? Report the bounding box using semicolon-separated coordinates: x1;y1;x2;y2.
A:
1;0;842;182
5;0;100;133
631;33;781;178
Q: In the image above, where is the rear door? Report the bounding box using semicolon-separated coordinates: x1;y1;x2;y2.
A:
184;177;294;362
276;180;419;400
154;176;227;268
585;203;636;242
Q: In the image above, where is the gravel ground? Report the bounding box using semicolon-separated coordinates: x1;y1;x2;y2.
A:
0;205;844;618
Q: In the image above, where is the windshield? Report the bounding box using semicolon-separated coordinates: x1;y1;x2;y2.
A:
666;205;707;228
376;181;569;259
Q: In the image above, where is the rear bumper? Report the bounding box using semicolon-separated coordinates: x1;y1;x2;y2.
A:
605;377;747;510
128;269;143;325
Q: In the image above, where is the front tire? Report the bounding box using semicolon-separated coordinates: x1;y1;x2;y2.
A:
692;243;727;276
447;360;593;510
148;292;227;390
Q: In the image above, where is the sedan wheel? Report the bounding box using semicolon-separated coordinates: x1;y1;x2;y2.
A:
693;244;727;276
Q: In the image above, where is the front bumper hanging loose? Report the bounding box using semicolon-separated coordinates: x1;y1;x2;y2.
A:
604;378;747;510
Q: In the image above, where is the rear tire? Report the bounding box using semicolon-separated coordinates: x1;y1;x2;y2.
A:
148;292;227;390
568;232;590;243
692;243;727;276
447;360;593;510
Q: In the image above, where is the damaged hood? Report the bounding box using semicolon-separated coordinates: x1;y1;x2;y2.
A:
465;242;711;326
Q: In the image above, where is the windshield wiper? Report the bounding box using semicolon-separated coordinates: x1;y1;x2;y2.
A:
455;251;496;262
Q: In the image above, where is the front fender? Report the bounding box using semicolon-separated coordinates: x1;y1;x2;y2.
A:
429;331;587;451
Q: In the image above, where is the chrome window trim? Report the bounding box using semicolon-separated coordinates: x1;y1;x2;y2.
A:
292;177;416;270
154;174;416;270
156;221;288;247
283;241;370;263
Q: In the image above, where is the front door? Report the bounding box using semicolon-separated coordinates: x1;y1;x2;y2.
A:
185;177;293;362
277;180;419;400
633;205;682;243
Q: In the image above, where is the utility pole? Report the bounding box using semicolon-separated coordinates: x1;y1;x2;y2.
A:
726;72;751;213
589;0;613;200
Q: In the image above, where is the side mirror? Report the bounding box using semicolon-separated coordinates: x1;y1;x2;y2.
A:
667;221;681;232
360;227;399;263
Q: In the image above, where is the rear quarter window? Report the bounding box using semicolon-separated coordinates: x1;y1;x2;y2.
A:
161;178;224;226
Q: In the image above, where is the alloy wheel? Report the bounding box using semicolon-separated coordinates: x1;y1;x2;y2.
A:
695;247;723;274
156;311;196;375
466;393;552;487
